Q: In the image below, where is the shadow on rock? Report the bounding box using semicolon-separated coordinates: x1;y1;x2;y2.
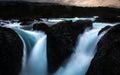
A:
0;27;23;75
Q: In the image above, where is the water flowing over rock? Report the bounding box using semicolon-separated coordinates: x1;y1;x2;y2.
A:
86;24;120;75
54;28;100;75
98;25;111;35
47;20;92;74
0;18;120;75
12;28;47;75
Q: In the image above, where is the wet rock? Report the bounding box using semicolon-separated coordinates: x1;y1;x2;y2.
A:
86;24;120;75
98;25;112;35
33;23;49;33
0;27;23;75
73;20;92;35
47;20;74;74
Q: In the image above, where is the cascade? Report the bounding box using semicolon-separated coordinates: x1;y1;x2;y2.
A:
27;35;47;75
14;29;47;75
54;22;114;75
3;23;47;75
1;19;118;75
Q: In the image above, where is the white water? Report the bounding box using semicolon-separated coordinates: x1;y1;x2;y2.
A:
15;30;47;75
27;35;47;75
3;23;47;75
54;22;116;75
47;16;97;22
54;29;100;75
18;31;47;75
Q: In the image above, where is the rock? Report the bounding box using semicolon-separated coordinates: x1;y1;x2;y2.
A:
20;18;34;25
95;15;120;23
47;20;74;74
33;23;49;33
73;20;92;35
0;27;23;75
86;24;120;75
98;25;112;35
47;20;92;74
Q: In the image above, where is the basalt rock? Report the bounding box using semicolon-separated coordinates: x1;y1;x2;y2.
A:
47;20;74;74
47;20;92;74
33;23;49;33
0;27;23;75
73;20;92;35
86;24;120;75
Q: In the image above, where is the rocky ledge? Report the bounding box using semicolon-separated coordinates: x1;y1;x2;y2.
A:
0;27;23;75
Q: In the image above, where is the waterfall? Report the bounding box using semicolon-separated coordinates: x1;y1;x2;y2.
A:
27;35;47;75
54;22;114;75
18;31;47;75
3;23;47;75
1;19;118;75
14;30;47;75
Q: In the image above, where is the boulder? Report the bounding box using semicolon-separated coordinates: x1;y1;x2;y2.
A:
47;20;74;74
86;24;120;75
0;27;23;75
33;23;49;33
73;20;92;35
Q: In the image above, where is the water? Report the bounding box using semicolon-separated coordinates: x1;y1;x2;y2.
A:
47;16;97;22
3;23;47;75
54;22;116;75
27;35;47;75
54;28;100;75
0;18;118;75
14;30;47;75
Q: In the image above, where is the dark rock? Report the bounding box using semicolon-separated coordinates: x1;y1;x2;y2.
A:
47;20;74;74
33;23;49;33
98;25;112;35
0;27;23;75
47;20;92;74
86;24;120;75
72;20;92;45
95;15;120;23
20;18;34;25
73;20;92;34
